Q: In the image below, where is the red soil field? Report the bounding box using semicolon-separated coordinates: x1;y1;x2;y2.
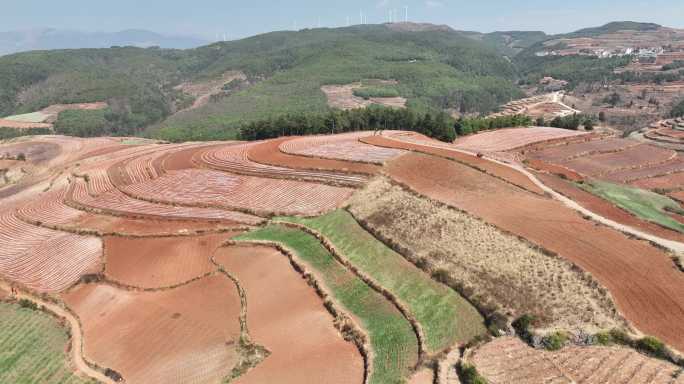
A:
385;152;684;352
670;191;684;203
74;215;234;236
74;143;130;162
453;127;587;153
196;141;369;186
16;187;87;226
214;245;364;384
631;171;684;190
279;131;405;164
537;172;684;243
528;137;641;163
62;276;241;384
0;211;102;292
361;134;545;194
605;158;684;183
526;159;584;182
105;234;232;288
247;137;379;175
122;169;354;216
561;145;676;177
0;141;61;163
69;179;263;224
159;143;225;171
472;336;684;384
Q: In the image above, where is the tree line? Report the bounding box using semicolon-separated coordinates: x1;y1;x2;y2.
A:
239;107;546;143
239;106;457;142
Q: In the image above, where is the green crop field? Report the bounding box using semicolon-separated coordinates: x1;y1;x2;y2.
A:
579;180;684;233
0;302;96;384
236;225;418;384
4;112;49;123
277;210;486;353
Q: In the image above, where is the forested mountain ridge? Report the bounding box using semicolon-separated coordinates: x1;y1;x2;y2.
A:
0;23;523;141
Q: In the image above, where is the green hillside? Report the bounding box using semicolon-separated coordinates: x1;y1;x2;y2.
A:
0;24;523;141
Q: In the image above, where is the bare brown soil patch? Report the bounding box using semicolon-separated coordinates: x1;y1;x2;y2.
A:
526;159;584;182
361;134;544;194
537;173;684;243
385;152;684;352
490;92;579;120
160;143;225;171
321;82;406;110
453;127;586;153
247;137;380;175
105;234;234;288
62;276;241;384
632;172;684;191
407;368;434;384
471;336;684;384
74;214;233;236
214;245;364;384
175;71;247;112
562;144;676;177
349;178;621;331
670;191;684;204
279;131;405;164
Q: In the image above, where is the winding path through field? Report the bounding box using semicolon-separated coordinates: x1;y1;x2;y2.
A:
0;281;114;384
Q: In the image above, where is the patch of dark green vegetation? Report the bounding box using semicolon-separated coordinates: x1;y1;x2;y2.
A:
457;363;488;384
352;86;400;99
236;106;457;143
0;127;52;141
54;109;109;137
455;114;533;135
672;98;684;118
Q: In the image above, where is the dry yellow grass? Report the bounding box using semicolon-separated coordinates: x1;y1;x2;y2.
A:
348;178;622;332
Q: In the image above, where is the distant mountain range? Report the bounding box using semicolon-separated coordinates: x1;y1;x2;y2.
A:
0;29;209;56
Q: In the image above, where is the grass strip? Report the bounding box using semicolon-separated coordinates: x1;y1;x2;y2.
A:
277;210;486;353
579;180;684;233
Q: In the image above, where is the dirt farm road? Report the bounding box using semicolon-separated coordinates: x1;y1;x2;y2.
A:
500;160;684;255
0;281;115;384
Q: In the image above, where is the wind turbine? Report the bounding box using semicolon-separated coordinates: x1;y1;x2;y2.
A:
404;6;409;22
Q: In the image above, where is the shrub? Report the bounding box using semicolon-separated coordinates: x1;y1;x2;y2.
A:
512;314;536;342
458;363;488;384
542;331;568;351
636;336;667;358
593;331;613;345
18;299;38;311
608;328;632;345
16;152;26;161
486;312;508;335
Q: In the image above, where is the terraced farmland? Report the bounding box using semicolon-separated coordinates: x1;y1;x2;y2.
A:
2;128;684;383
278;210;487;353
0;301;96;384
236;225;419;384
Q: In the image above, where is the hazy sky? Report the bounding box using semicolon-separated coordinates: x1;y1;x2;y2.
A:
4;0;684;40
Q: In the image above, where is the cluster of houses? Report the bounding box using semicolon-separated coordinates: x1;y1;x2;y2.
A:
536;46;665;59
